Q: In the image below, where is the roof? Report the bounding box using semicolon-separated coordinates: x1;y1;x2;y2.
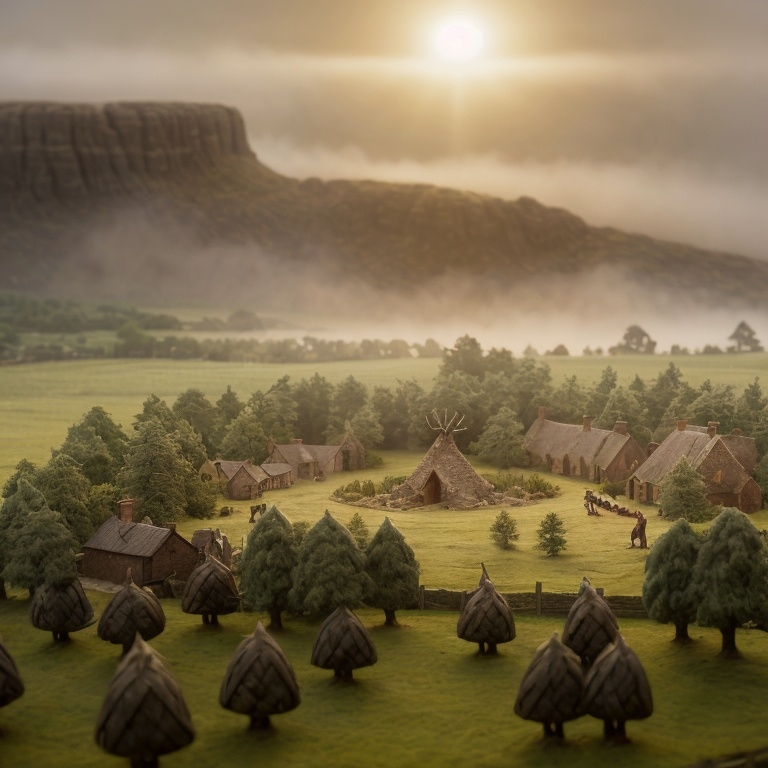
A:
83;516;172;557
261;463;293;477
391;431;496;508
214;460;249;479
524;419;636;469
231;463;268;483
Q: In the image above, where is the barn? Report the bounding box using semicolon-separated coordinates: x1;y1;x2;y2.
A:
264;432;366;479
82;514;202;587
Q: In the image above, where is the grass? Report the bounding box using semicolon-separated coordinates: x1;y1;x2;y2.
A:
2;595;768;768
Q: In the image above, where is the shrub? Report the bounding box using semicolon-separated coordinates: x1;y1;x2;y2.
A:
489;510;520;550
535;512;567;557
600;480;626;499
376;475;407;494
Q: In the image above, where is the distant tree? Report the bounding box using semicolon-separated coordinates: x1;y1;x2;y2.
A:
643;363;686;429
239;506;298;629
364;517;420;626
372;378;426;450
658;457;717;523
215;385;244;426
733;378;767;437
349;405;384;450
585;366;618;422
535;512;567;556
440;335;486;380
546;344;569;356
547;375;589;425
642;519;702;642
326;376;369;442
610;325;657;355
118;419;192;525
249;376;297;444
345;512;369;550
218;409;268;463
510;357;553;429
172;388;220;456
421;371;485;450
134;394;207;468
594;386;652;447
694;508;768;657
755;452;768;507
470;407;526;469
2;506;78;595
292;374;334;445
490;510;520;550
728;321;763;353
684;383;736;434
290;511;371;615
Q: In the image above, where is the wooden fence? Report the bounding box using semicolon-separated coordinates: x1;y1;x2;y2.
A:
685;747;768;768
418;581;647;619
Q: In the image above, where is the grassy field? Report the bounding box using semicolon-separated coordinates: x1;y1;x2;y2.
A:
1;353;766;484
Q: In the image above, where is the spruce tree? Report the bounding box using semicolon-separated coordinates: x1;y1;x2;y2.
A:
642;519;702;641
239;506;298;629
489;509;520;550
694;507;768;657
535;512;567;556
364;517;420;626
659;457;717;522
290;511;371;615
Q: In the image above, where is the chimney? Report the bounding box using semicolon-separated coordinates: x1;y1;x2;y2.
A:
582;415;593;432
647;442;659;456
613;421;628;435
677;419;687;431
267;436;275;455
293;438;303;444
707;421;719;438
538;406;547;421
164;522;177;533
117;499;134;524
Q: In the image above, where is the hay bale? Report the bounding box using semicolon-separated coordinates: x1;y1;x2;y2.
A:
180;557;240;626
0;638;24;708
514;632;583;740
98;571;166;654
310;606;377;680
94;634;194;764
220;621;300;729
29;578;95;642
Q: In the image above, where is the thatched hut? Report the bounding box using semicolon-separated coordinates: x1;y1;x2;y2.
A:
389;431;496;509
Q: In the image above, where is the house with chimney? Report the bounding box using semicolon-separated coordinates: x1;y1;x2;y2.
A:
81;500;201;587
264;433;366;480
627;420;760;513
523;408;647;483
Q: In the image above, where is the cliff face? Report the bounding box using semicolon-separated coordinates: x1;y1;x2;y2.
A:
0;102;254;199
2;101;768;310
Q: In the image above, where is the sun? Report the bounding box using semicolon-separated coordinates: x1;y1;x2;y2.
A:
431;18;485;63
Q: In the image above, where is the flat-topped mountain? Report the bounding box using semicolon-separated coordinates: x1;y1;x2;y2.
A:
2;101;767;309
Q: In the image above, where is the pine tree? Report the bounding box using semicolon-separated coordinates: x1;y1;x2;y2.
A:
345;512;369;550
694;507;768;657
658;457;717;523
489;510;520;550
239;506;298;629
470;407;526;469
642;519;702;641
364;517;420;626
290;511;371;615
535;512;567;556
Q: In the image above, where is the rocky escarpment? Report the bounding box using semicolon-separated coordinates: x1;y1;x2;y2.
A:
2;101;768;308
0;102;255;199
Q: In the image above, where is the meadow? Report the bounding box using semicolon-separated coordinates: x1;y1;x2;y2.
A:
2;354;768;766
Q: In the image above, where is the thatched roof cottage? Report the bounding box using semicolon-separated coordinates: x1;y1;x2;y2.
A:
264;433;366;480
627;420;760;513
524;409;647;484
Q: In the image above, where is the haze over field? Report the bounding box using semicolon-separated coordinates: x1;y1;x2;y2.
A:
2;1;768;353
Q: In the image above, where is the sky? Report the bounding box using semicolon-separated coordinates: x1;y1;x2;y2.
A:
3;0;768;266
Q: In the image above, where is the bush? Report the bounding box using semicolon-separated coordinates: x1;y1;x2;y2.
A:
482;472;559;497
535;512;567;556
366;453;384;468
376;475;407;494
600;480;626;499
489;510;519;550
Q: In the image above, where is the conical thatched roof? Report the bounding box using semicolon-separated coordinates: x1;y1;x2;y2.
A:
389;432;496;509
457;566;515;652
94;634;195;762
220;621;300;729
562;583;619;668
181;556;240;623
29;578;95;639
514;633;583;730
310;606;377;680
98;570;166;653
0;638;24;708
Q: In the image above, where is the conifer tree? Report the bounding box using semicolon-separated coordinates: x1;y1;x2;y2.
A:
364;517;420;626
535;512;567;556
290;511;371;615
642;519;702;641
239;506;298;629
658;457;716;522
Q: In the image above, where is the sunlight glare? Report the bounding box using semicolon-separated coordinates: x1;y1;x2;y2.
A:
432;19;485;63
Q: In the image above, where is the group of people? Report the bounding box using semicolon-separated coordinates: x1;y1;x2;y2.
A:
583;490;648;549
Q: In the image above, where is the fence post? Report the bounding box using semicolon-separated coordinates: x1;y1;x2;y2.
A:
596;587;604;597
418;584;425;610
535;581;542;615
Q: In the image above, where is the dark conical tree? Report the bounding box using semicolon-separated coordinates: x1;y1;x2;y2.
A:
562;582;619;668
514;632;583;741
310;606;378;681
456;565;515;655
290;511;371;615
29;578;95;642
239;505;297;629
694;507;768;657
364;517;420;627
659;456;716;523
95;634;195;767
0;638;24;708
581;633;654;743
181;557;240;627
98;569;167;654
220;621;301;729
642;520;702;642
